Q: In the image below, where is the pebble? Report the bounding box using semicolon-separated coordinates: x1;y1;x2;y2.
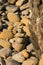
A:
7;12;20;23
0;29;13;40
6;59;21;65
39;54;43;65
21;49;29;58
0;48;12;59
12;53;25;63
6;5;18;12
0;39;11;48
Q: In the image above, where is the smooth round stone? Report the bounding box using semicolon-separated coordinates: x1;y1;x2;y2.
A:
6;5;18;12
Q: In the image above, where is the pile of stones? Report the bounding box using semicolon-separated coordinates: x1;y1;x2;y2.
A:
0;0;43;65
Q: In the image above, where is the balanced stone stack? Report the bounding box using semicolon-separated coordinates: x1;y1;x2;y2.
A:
0;0;43;65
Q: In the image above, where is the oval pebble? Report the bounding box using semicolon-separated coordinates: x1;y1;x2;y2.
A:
7;12;20;23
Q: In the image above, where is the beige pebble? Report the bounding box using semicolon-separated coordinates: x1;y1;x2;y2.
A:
12;43;24;52
0;48;12;59
7;12;20;23
6;5;18;12
8;0;16;4
21;49;29;58
39;54;43;65
0;29;13;39
12;53;25;63
0;39;11;48
16;0;25;7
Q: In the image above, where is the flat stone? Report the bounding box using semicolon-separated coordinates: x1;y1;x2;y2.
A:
6;5;18;12
12;53;25;63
